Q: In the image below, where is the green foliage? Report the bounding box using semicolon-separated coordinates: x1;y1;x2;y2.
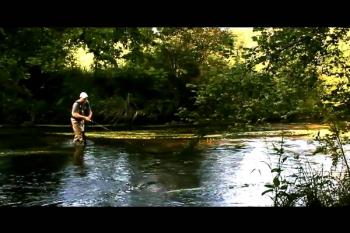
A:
245;27;350;123
314;120;350;174
262;118;350;207
2;27;350;126
177;63;282;125
262;135;299;206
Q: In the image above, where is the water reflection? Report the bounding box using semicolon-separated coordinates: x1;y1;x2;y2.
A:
0;153;71;206
123;146;204;206
73;145;84;166
0;130;344;207
72;145;87;177
217;139;275;206
57;145;135;206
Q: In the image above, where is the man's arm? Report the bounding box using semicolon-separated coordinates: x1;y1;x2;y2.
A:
88;110;93;119
71;103;90;121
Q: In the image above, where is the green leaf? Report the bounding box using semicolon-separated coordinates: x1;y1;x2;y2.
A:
271;168;282;173
262;189;274;196
264;184;274;188
280;185;288;190
282;156;288;163
273;176;280;187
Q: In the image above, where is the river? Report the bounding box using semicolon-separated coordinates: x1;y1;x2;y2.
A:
0;125;341;206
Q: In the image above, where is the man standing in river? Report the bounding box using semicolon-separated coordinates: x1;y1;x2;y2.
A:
71;92;93;145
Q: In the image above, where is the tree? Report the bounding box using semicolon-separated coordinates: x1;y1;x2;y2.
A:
245;27;350;121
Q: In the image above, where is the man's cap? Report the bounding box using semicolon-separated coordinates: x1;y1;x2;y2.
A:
80;92;88;98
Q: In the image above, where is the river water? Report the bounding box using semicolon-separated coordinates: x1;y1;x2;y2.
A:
0;127;340;206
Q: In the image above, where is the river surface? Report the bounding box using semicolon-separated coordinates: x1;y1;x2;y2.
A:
0;126;341;206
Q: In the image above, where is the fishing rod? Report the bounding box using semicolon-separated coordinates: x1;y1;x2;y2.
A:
90;120;111;131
